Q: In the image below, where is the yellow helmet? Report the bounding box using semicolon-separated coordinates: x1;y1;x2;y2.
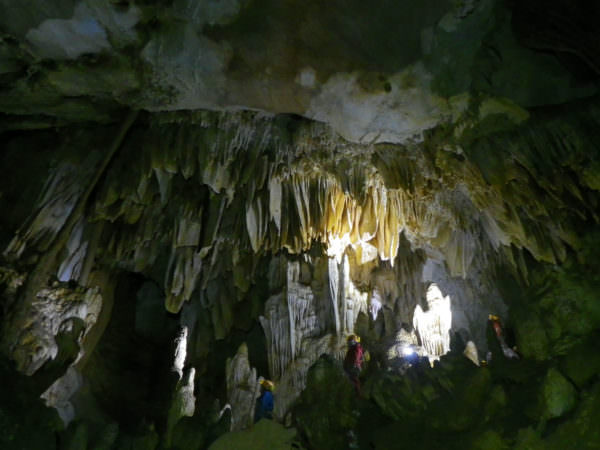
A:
347;334;360;343
488;314;500;321
260;379;274;391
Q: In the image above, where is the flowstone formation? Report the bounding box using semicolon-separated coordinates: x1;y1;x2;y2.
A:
1;0;600;449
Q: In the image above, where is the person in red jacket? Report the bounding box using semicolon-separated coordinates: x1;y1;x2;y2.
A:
488;314;519;360
343;334;364;394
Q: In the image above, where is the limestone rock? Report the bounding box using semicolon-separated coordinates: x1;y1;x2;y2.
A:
166;367;197;447
293;356;357;450
0;266;26;309
172;326;189;380
540;368;577;420
560;336;600;388
208;418;299;450
226;343;258;431
512;312;550;362
41;366;82;425
514;427;545;450
413;283;452;360
543;382;600;449
25;4;113;61
463;341;480;366
469;430;509;450
8;283;102;375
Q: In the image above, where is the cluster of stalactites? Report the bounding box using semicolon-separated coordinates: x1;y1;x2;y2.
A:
259;255;369;416
86;113;497;313
5;108;594;318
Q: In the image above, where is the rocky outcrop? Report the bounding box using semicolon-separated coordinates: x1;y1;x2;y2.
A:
3;281;102;376
208;418;299;450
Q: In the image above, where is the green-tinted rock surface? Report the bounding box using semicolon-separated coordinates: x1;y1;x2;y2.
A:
539;368;577;419
208;418;299;450
293;356;358;450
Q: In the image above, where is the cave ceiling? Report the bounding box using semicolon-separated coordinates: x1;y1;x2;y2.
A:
0;0;597;137
1;0;600;436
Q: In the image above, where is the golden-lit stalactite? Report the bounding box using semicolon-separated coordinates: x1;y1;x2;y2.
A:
5;105;599;324
85;110;589;315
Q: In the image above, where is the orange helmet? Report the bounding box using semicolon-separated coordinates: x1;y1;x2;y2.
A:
260;379;274;391
347;334;361;343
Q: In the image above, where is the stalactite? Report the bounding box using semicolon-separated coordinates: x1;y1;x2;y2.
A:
4;162;91;261
246;195;268;253
286;262;319;361
4;105;597;385
1;111;138;370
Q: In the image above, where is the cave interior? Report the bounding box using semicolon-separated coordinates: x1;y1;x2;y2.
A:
1;0;600;449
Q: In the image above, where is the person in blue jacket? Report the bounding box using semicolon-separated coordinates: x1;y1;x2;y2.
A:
254;378;274;422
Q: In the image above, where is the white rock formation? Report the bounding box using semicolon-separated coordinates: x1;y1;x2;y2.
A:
41;366;83;425
172;326;188;380
4;162;88;261
413;283;452;360
166;367;197;446
463;341;480;366
225;343;258;431
259;256;370;416
306;65;449;145
11;284;102;375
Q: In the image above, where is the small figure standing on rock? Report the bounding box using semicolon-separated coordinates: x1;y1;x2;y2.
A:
488;314;519;360
254;378;274;422
343;334;364;394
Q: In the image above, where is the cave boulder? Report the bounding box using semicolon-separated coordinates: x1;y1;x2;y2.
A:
208;418;299;450
293;355;357;450
544;382;600;449
539;368;577;420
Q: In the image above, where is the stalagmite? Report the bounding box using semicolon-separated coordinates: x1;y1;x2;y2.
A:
0;105;592;427
328;257;341;335
166;367;197;447
463;341;480;366
287;261;319;361
172;326;188;380
41;367;83;425
260;294;291;380
225;343;258;431
413;283;452;360
369;289;383;320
